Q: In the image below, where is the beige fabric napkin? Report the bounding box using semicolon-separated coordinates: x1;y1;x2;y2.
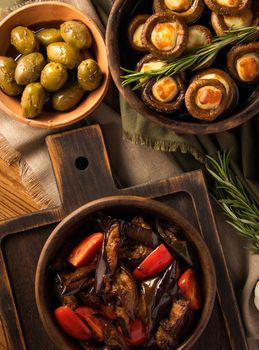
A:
0;1;258;349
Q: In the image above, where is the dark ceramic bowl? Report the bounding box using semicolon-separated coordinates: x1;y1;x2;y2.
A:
106;0;259;134
35;195;216;349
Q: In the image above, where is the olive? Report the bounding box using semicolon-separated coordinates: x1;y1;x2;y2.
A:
52;82;85;111
21;82;45;118
47;42;81;69
11;26;38;55
77;59;102;91
15;52;45;85
0;56;23;96
40;62;67;92
37;28;63;46
60;21;92;49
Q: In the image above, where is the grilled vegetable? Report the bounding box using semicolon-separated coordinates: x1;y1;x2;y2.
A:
178;268;201;309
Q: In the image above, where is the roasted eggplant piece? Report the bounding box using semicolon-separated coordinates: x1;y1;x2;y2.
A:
123;216;161;248
139;261;179;336
102;320;129;350
128;15;150;52
211;9;256;36
156;219;195;266
141;13;188;59
156;299;193;350
204;0;251;16
95;223;121;295
153;0;205;24
111;266;138;320
227;42;259;84
185;78;228;121
141;74;185;113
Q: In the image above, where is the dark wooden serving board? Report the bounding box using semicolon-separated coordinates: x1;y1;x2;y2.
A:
0;125;247;350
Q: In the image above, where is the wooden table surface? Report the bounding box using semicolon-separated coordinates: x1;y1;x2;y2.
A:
0;157;43;349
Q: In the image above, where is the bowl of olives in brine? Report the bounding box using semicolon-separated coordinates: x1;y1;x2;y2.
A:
0;1;110;128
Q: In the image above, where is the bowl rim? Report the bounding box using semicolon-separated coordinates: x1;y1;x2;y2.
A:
35;195;216;350
0;1;110;129
106;0;259;135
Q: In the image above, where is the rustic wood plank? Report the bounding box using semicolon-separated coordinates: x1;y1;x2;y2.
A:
0;158;42;220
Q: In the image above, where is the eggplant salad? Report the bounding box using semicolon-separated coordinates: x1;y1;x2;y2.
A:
122;0;259;121
51;213;201;349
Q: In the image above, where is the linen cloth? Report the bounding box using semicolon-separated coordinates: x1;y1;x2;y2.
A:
0;0;258;348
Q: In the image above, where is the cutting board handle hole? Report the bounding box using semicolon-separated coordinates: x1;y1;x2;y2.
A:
75;156;89;171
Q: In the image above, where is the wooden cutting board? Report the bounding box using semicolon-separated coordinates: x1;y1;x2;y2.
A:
0;125;247;350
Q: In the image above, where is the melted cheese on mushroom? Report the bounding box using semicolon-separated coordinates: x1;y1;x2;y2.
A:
201;73;229;93
236;53;259;81
151;22;178;51
140;60;167;83
223;10;253;29
215;0;240;7
195;86;223;110
186;28;210;51
164;0;193;12
152;76;179;102
133;24;145;48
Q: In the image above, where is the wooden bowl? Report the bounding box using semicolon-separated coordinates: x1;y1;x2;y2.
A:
0;1;109;128
35;195;216;350
106;0;259;134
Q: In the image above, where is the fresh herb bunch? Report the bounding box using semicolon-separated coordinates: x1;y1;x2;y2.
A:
205;151;259;254
121;26;259;90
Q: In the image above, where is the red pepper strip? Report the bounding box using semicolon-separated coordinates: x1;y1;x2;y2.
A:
132;243;173;281
125;319;148;346
75;306;104;341
68;232;104;267
178;267;201;309
54;306;92;341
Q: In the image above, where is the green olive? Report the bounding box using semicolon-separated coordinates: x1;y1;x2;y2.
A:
36;28;63;46
15;53;45;85
40;62;67;92
77;59;102;91
21;82;45;118
60;21;92;49
11;26;38;55
0;56;23;96
52;82;85;111
47;42;81;69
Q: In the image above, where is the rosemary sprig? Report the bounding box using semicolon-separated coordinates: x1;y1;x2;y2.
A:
205;151;259;254
121;26;259;90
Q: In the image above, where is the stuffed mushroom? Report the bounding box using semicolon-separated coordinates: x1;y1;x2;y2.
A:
128;15;150;52
136;54;168;85
185;68;239;120
141;74;185;113
227;42;259;84
211;9;257;36
153;0;205;24
204;0;252;16
141;13;188;59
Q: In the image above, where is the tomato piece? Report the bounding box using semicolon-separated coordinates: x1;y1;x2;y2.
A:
132;244;173;281
54;306;92;341
125;319;148;346
75;306;104;341
100;304;117;320
178;268;201;309
68;232;104;267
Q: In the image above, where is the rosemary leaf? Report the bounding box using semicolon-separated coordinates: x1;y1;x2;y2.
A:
121;26;259;89
205;151;259;254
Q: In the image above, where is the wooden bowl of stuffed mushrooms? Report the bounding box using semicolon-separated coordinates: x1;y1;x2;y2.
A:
0;1;109;128
106;0;259;134
35;196;216;350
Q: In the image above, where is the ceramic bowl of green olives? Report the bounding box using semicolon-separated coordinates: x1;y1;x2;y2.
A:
0;1;110;128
